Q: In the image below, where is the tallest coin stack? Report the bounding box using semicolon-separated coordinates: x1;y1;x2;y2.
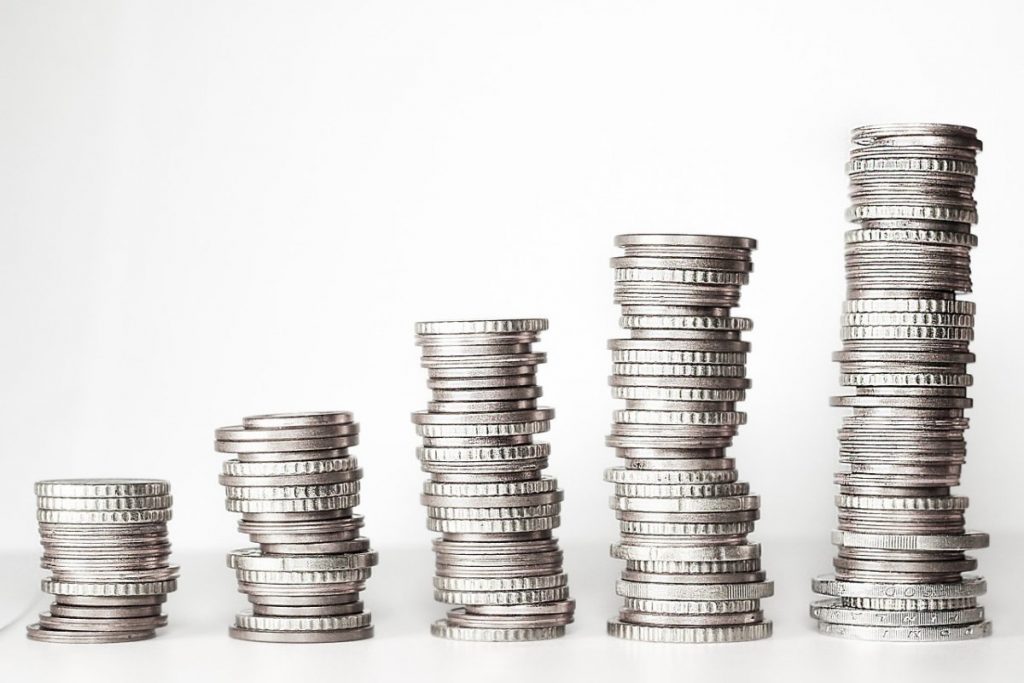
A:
605;234;773;644
811;124;992;641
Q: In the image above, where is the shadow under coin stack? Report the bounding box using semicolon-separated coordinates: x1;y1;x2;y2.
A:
811;123;991;641
605;234;773;643
28;479;177;644
214;411;377;643
413;319;575;641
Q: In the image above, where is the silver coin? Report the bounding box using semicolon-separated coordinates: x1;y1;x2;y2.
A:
26;623;156;643
817;620;991;642
607;619;771;643
228;625;373;643
430;620;565;641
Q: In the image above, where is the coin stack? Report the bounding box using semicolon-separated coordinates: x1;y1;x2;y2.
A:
413;319;575;641
604;234;773;644
28;479;177;644
811;123;991;642
214;411;377;643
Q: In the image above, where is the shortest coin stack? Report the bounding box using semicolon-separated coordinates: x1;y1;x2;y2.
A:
29;479;177;644
215;411;377;643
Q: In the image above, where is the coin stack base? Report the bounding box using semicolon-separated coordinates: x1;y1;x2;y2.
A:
414;319;575;640
215;411;376;643
29;479;177;644
605;234;772;643
811;123;991;641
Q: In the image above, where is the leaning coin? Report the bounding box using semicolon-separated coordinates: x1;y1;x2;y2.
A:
26;623;156;643
37;612;168;632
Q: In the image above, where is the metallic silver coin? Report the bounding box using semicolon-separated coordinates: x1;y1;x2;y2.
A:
617;580;774;601
245;593;360;607
619;609;763;627
430;620;565;641
812;574;986;599
253;601;364;617
242;412;354;429
26;623;156;644
817;620;991;641
217;435;359;454
228;625;373;643
434;585;570;606
216;423;359;442
227;549;378;572
37;612;168;632
810;599;984;627
464;599;576;616
55;594;166;607
234;611;371;632
35;479;170;498
444;609;572;629
260;539;371;555
607;619;771;643
415;319;549;335
48;603;164;619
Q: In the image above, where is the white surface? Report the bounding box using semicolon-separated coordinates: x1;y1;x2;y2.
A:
2;539;1023;682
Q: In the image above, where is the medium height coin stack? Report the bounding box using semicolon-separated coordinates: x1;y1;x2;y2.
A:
28;479;177;644
214;411;377;643
413;319;575;641
605;234;773;643
811;124;991;641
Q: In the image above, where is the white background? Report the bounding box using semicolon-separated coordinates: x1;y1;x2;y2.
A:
1;1;1023;680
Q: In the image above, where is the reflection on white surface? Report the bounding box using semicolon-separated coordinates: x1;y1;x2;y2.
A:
2;539;1022;682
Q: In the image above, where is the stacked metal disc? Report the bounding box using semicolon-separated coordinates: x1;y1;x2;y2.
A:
811;123;992;642
604;234;773;644
413;319;575;641
214;411;377;643
28;479;177;644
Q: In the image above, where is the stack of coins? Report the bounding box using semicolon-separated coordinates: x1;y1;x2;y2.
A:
605;234;773;644
28;479;177;644
811;123;992;642
214;411;377;643
413;319;575;641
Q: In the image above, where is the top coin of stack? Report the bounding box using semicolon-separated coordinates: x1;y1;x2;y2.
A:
413;319;575;641
811;123;991;642
29;479;177;644
605;234;773;644
214;411;377;643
